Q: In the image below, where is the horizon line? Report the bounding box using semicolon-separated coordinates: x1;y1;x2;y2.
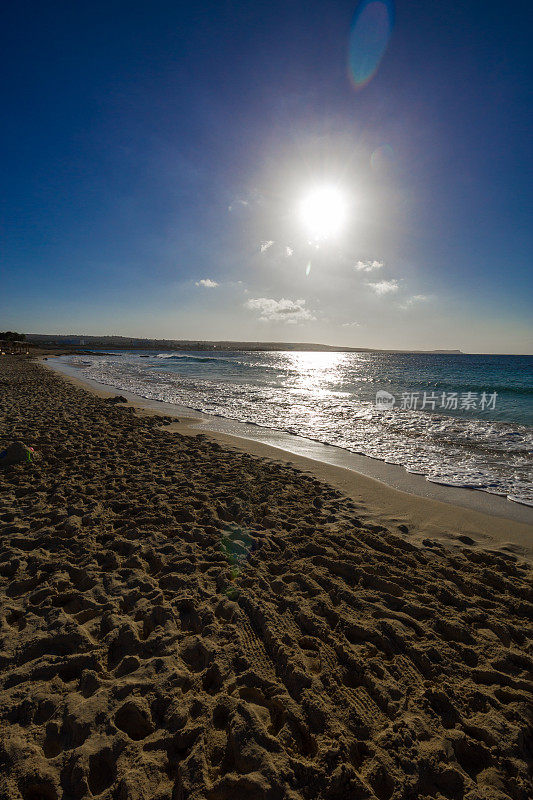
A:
21;332;533;357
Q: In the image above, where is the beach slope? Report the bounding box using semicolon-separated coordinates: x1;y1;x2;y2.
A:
1;357;532;800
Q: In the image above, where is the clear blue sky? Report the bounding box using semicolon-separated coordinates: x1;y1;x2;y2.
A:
2;1;532;352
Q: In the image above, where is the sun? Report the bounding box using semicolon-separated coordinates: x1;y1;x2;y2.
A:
299;185;348;241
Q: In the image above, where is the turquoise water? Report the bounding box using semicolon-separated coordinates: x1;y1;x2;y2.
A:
65;351;533;505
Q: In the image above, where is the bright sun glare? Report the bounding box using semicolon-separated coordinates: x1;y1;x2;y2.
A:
299;185;348;241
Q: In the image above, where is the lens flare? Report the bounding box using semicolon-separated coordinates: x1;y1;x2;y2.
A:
348;0;394;89
220;524;255;597
371;143;394;171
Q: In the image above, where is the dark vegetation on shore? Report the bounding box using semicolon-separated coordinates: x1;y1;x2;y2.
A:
26;334;463;354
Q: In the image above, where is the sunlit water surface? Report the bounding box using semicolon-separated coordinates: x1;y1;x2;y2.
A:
64;351;533;506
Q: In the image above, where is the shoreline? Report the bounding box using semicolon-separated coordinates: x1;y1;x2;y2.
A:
45;355;533;562
2;354;532;800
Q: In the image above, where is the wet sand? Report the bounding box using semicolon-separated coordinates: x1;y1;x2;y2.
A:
1;356;532;800
48;356;533;559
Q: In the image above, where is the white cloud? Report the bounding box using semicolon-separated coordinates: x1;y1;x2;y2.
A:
244;297;316;324
195;279;219;288
355;259;384;272
228;198;249;212
259;241;294;258
228;189;263;212
342;321;360;328
367;279;400;295
399;294;430;310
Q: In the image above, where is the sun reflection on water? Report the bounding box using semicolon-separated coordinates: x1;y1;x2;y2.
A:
280;351;357;393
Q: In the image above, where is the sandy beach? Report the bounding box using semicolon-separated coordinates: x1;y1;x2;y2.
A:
1;355;532;800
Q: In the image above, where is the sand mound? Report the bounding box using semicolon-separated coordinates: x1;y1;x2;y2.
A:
0;358;532;800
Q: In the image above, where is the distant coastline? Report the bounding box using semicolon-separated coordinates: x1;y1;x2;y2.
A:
26;333;465;354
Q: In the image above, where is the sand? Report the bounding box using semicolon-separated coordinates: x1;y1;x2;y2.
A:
47;358;533;560
0;356;532;800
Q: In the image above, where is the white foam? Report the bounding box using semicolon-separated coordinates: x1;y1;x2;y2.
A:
65;353;533;506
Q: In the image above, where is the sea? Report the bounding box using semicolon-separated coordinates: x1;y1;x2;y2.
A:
62;350;533;506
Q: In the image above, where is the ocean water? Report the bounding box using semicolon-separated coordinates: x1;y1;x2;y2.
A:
64;350;533;506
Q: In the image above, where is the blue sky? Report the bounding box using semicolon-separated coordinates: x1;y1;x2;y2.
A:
2;0;532;352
